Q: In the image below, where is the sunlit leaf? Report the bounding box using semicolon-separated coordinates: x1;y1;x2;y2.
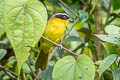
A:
98;54;117;76
95;34;119;44
0;0;7;36
103;42;118;54
5;56;16;68
52;54;95;80
75;22;85;31
105;25;120;34
4;0;47;74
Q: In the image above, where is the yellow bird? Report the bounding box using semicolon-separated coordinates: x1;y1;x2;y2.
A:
35;13;70;70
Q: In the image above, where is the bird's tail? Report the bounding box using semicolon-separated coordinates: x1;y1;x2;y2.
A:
35;49;49;70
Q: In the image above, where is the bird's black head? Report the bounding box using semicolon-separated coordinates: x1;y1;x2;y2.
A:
55;13;70;20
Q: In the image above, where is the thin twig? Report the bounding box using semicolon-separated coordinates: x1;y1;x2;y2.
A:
104;0;112;27
48;47;58;61
26;62;39;80
63;15;80;39
30;46;39;52
108;17;116;24
72;43;85;52
90;0;99;14
110;13;120;18
59;0;78;17
41;36;78;58
108;13;120;24
2;69;16;79
80;47;84;54
0;65;18;79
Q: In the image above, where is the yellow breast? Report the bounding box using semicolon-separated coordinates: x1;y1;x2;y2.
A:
43;18;68;43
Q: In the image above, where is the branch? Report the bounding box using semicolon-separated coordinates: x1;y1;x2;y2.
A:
26;62;39;80
48;47;58;61
72;43;85;52
46;10;80;60
0;65;18;79
41;36;78;58
48;15;80;59
108;13;120;24
110;13;120;18
29;46;39;52
63;15;80;39
90;0;99;14
104;0;112;27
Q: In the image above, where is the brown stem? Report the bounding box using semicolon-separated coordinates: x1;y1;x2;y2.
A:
72;43;84;52
26;62;39;80
41;36;78;58
63;15;80;39
0;65;18;79
48;47;58;61
94;4;103;60
104;0;112;27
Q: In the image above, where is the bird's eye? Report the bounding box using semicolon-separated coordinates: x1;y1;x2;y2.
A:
62;15;69;20
55;14;69;20
63;15;66;19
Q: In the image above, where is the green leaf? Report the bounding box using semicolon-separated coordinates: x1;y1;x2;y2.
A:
95;34;119;44
4;0;47;74
65;36;83;42
105;25;120;34
112;0;120;10
41;66;53;80
59;3;76;19
5;56;16;68
79;10;88;23
52;54;95;80
0;49;7;60
0;39;9;48
47;0;59;5
0;0;7;37
41;61;55;80
103;42;118;54
98;54;117;76
112;68;120;80
75;22;85;31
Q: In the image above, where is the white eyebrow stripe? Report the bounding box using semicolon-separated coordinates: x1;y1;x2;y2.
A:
55;13;69;17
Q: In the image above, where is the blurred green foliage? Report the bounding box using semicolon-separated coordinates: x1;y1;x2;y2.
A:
0;0;120;80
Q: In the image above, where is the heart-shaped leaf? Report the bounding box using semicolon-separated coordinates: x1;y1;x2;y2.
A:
4;0;47;74
52;54;95;80
0;0;7;37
